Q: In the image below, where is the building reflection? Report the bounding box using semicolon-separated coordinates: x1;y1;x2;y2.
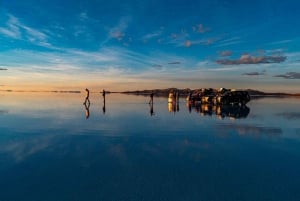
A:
187;103;250;119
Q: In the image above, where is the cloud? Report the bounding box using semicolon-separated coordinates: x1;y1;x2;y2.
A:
219;50;232;57
168;61;181;65
214;37;241;47
273;72;300;79
152;64;163;70
0;14;21;39
216;54;286;65
0;13;51;48
181;38;216;48
192;24;210;33
109;16;130;41
142;30;163;42
79;12;89;22
184;40;192;47
242;72;265;76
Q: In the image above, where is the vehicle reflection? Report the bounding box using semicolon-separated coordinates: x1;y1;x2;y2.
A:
168;93;179;113
187;102;250;119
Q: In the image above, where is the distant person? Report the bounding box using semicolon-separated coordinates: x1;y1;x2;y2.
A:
102;89;106;97
149;92;154;104
84;88;90;105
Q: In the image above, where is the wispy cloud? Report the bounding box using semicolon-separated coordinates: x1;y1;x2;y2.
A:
181;38;216;47
242;72;265;76
269;39;292;45
168;61;181;65
0;14;21;39
108;16;131;41
217;54;286;65
219;50;232;57
273;72;300;79
0;13;54;49
192;24;210;33
142;29;163;42
214;37;241;47
79;12;89;22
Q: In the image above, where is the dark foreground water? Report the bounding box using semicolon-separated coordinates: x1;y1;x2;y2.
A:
0;92;300;201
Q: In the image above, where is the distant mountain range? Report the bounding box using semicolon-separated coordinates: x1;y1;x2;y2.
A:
122;88;300;97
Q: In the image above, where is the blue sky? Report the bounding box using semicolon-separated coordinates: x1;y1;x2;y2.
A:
1;0;300;92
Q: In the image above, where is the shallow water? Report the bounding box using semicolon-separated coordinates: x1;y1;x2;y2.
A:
0;92;300;201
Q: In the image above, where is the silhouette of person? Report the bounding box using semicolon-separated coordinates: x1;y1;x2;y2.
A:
149;92;154;104
102;89;106;97
83;99;90;119
83;88;90;105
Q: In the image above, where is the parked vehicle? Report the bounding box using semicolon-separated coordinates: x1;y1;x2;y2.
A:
216;90;250;105
186;88;250;105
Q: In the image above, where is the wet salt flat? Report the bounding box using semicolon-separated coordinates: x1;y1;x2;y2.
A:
0;92;300;201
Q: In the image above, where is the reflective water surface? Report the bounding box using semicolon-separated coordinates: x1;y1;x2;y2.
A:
0;92;300;201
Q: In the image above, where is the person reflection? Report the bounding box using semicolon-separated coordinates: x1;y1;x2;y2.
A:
83;100;90;119
102;89;106;114
83;88;90;119
149;102;155;116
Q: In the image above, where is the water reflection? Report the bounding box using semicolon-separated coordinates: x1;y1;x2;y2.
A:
149;102;155;116
1;93;300;201
102;89;106;114
168;92;179;113
0;110;8;115
83;101;90;119
80;92;251;119
218;124;282;138
187;102;250;119
277;112;300;120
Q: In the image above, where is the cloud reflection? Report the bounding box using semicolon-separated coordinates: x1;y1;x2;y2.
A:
277;112;300;120
218;124;282;138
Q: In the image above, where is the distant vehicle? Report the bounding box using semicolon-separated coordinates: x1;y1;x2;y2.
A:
187;88;250;105
216;90;250;105
186;88;216;103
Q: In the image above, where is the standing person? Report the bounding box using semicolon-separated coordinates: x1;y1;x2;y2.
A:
102;89;106;97
84;88;90;105
149;92;154;104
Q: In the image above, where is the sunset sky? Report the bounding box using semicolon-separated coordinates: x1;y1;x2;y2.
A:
1;0;300;92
